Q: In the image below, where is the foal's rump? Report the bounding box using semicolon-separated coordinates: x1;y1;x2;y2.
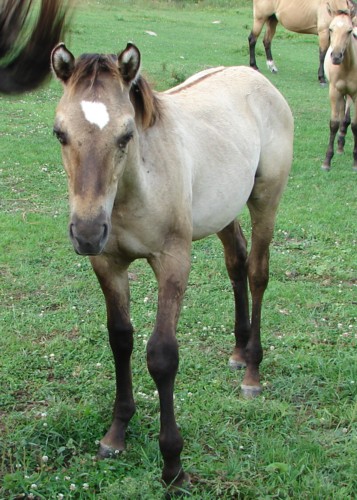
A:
165;66;293;239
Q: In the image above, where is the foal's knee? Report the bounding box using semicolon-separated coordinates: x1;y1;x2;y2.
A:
107;322;134;353
147;334;179;384
248;252;269;293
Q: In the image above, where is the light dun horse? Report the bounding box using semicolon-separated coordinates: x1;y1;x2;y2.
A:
248;0;354;84
0;0;70;94
323;11;357;170
51;42;293;490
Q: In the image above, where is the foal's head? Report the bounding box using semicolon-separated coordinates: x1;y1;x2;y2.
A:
329;12;356;64
51;43;159;255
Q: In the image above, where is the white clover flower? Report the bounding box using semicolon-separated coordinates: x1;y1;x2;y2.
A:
42;455;49;463
83;483;89;490
70;483;76;491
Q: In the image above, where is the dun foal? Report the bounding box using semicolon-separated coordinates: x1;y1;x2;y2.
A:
51;42;293;491
323;11;357;170
248;0;355;85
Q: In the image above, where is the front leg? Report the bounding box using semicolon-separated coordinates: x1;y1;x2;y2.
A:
351;121;357;171
147;239;191;490
322;119;340;170
337;98;351;154
90;256;135;457
322;89;345;170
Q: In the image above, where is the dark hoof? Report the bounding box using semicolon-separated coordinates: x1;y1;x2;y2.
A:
321;164;331;171
164;473;191;498
97;442;124;459
319;81;327;88
241;384;262;398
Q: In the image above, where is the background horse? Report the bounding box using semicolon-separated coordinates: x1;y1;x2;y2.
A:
51;42;293;490
248;0;355;84
323;12;357;170
0;0;70;94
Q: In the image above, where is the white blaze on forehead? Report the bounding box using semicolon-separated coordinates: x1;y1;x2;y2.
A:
80;100;110;129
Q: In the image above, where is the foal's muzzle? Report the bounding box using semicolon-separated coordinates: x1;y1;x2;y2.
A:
331;51;344;65
69;212;110;255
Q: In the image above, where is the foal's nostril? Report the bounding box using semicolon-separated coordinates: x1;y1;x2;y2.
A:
102;223;108;242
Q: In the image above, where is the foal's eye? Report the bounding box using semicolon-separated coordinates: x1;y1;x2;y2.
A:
53;128;68;146
117;131;133;149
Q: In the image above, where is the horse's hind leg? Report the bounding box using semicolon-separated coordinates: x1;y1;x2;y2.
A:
217;221;250;370
90;257;136;458
249;15;267;70
242;191;283;397
263;15;279;73
318;30;329;85
351;119;357;171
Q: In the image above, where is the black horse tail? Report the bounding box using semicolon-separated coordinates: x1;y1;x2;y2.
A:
0;0;72;94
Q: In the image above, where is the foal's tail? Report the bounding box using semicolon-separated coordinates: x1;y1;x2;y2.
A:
0;0;72;94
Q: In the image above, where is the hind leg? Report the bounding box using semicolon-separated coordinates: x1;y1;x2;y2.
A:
217;220;250;370
241;181;285;397
337;98;351;154
318;29;329;85
263;15;279;73
249;15;267;70
351;119;357;171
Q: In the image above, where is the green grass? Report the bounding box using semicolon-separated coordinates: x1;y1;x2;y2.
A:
0;0;356;498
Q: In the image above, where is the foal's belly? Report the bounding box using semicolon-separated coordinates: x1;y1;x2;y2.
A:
276;10;318;35
191;174;255;240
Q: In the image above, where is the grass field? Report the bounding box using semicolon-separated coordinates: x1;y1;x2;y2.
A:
0;0;356;498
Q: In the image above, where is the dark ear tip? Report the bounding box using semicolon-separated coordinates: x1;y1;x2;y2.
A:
126;42;137;50
51;43;75;83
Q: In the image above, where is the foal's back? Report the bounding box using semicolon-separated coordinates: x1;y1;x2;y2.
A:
161;66;294;240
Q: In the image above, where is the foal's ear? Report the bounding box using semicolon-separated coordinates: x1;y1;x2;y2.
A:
51;43;75;84
118;43;141;84
348;0;357;20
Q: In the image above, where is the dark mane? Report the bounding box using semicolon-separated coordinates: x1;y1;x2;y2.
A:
71;53;161;129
